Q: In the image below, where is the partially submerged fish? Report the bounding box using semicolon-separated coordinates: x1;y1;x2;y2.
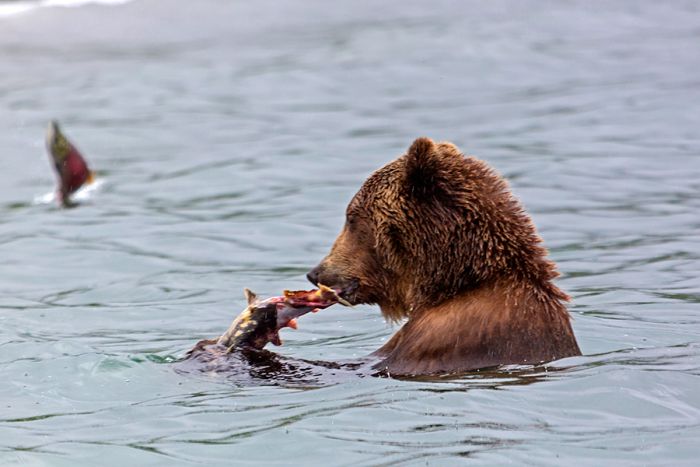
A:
45;120;94;206
186;285;347;359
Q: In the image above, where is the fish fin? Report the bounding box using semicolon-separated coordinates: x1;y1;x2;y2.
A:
86;171;96;185
244;288;257;305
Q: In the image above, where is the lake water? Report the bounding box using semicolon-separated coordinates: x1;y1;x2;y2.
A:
1;0;699;465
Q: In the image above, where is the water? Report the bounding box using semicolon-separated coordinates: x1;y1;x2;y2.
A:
1;0;699;464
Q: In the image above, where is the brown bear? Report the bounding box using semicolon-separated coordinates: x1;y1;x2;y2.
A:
307;137;581;376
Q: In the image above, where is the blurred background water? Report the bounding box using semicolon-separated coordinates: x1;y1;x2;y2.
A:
1;0;699;465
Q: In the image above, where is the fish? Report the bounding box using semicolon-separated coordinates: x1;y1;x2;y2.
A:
45;120;94;206
185;285;346;358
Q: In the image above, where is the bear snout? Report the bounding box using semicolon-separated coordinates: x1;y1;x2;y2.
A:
306;263;360;302
306;265;322;286
307;263;342;288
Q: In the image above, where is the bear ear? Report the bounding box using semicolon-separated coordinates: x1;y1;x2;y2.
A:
405;137;443;200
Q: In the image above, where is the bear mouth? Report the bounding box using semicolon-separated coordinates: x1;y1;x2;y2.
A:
334;279;360;305
305;271;360;305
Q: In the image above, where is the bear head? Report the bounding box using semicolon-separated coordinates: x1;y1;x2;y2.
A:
307;137;565;322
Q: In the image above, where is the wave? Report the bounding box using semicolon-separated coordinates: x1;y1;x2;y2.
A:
0;0;135;18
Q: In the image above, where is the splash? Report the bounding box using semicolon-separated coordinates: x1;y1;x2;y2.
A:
33;177;105;206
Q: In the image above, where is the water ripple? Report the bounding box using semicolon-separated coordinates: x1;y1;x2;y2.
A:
1;0;700;465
